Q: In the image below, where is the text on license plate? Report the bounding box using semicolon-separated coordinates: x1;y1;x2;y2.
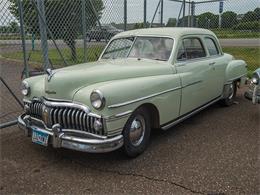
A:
32;128;49;146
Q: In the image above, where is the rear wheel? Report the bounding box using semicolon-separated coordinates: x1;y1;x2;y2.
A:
221;82;237;106
123;107;151;158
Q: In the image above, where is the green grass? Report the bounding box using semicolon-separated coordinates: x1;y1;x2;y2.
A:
2;46;259;76
2;46;104;68
212;29;260;39
222;47;260;77
0;35;33;40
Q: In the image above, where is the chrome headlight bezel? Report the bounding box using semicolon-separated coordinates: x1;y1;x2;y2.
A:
252;77;258;85
252;71;260;85
90;90;105;110
21;80;30;96
251;69;260;85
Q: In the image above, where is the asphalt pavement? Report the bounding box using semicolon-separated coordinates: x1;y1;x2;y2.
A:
0;59;259;194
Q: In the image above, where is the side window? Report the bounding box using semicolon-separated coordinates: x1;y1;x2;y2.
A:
177;38;206;61
205;38;219;56
177;42;187;60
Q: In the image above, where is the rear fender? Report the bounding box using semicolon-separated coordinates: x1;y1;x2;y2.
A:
225;60;247;85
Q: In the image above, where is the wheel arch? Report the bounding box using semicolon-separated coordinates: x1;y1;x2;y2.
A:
136;103;160;129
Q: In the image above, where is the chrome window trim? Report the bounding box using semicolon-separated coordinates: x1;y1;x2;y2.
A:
203;36;221;56
99;35;175;63
108;86;181;108
174;35;224;65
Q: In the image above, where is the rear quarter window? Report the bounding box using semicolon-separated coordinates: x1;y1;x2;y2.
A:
177;37;206;60
204;37;219;56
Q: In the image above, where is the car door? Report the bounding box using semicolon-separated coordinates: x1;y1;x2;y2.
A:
203;36;227;100
175;36;213;115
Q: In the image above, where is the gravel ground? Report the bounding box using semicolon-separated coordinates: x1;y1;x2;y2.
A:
0;59;259;194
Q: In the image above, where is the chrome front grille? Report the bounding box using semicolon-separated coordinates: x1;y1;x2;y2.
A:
25;100;105;135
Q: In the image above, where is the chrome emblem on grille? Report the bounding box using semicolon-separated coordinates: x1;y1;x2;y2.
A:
42;106;49;125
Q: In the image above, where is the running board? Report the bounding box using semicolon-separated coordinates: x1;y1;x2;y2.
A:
161;96;222;130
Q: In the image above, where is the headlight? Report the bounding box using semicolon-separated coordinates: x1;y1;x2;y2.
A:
252;72;260;85
90;90;105;110
21;80;30;96
252;77;258;84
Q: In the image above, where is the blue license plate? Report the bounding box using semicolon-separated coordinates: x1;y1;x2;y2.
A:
32;128;49;146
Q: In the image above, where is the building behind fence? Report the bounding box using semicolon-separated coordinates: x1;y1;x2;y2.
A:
0;0;259;78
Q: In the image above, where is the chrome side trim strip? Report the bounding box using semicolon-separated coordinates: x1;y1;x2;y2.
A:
108;86;182;108
105;110;133;121
161;96;221;130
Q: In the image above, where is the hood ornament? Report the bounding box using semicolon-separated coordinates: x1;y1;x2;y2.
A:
46;68;55;82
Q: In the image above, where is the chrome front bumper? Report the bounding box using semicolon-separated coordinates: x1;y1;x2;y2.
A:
18;114;124;153
244;84;260;104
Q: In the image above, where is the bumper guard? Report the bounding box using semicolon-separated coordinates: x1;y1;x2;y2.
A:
18;114;124;153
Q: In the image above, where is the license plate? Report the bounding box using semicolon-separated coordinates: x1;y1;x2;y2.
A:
32;128;49;146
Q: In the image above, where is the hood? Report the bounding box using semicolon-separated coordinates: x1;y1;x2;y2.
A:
44;58;173;100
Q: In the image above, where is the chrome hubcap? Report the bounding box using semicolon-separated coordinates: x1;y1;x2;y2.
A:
228;84;234;100
129;115;145;146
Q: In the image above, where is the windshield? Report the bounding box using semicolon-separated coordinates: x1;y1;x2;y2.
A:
101;36;174;61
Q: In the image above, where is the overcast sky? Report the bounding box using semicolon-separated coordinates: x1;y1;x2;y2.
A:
0;0;259;26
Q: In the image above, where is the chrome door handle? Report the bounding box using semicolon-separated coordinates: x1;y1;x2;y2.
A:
209;62;216;66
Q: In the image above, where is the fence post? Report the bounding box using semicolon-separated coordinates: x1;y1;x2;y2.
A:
144;0;147;28
160;0;164;26
124;0;127;31
150;0;161;28
182;0;186;27
17;0;29;78
191;1;195;27
36;0;49;72
82;0;87;62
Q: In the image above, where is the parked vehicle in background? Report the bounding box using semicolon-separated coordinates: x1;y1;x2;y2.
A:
86;24;123;42
244;68;260;104
18;28;247;157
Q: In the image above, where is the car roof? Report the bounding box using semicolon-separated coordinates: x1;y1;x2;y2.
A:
113;27;216;39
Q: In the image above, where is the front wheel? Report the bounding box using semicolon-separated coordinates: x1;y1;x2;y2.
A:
123;107;151;158
221;82;237;106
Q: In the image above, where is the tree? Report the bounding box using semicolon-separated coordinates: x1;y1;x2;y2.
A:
166;18;176;27
221;11;237;28
9;21;19;33
9;0;104;61
197;12;218;29
133;23;144;29
254;8;260;20
242;11;258;23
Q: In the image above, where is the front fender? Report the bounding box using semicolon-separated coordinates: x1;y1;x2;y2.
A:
73;74;181;134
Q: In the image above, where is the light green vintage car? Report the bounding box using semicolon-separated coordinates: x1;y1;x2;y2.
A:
18;28;247;157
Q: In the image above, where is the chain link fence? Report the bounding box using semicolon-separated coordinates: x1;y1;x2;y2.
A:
0;0;259;127
1;0;259;75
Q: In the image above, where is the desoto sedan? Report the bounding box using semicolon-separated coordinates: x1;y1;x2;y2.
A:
18;28;247;157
